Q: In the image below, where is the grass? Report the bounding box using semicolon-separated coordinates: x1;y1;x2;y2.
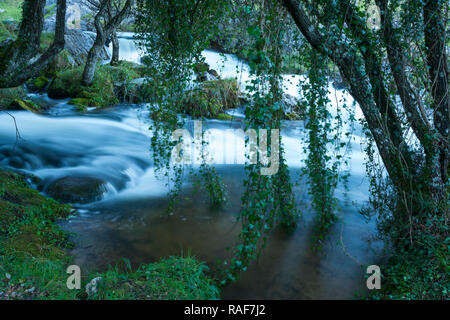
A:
0;0;23;22
89;256;220;300
178;78;240;118
0;169;220;300
0;170;76;299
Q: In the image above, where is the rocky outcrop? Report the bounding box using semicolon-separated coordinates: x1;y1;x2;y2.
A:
64;29;110;65
44;0;94;32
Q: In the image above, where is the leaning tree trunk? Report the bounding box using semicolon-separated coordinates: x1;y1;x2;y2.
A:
280;0;448;218
82;0;133;86
0;0;67;88
110;32;120;66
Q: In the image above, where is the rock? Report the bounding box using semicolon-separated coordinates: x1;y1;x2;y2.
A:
44;0;94;32
64;29;110;65
207;69;220;79
281;94;306;120
46;176;106;204
195;62;220;82
85;277;102;296
28;76;51;92
12;99;43;113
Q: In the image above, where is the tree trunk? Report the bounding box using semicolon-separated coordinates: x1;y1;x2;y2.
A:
0;0;67;88
81;0;133;86
110;32;120;66
82;41;104;86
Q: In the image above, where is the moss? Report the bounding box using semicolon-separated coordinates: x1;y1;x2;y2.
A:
0;86;26;109
47;63;146;108
216;113;232;121
13;99;41;113
68;98;90;107
0;171;72;235
179;78;240;118
34;76;50;89
40;32;55;52
46;49;76;72
47;66;118;108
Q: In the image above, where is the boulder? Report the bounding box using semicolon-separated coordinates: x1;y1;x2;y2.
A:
44;0;94;32
46;176;106;204
64;29;110;65
281;94;306;120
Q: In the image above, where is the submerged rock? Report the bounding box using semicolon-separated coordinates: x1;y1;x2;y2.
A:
46;176;106;204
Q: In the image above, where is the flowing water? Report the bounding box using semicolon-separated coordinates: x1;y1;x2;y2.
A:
0;34;384;299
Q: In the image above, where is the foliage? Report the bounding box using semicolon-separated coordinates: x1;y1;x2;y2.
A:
367;203;449;299
136;0;231;214
47;62;145;108
298;48;352;248
0;0;24;22
225;0;298;284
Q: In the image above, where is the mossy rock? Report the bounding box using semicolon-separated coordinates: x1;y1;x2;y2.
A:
179;78;240;118
68;97;91;107
46;176;107;204
46;49;77;73
216;113;232;121
47;77;72;99
0;86;26;109
46;65;138;108
33;76;50;91
12;99;42;113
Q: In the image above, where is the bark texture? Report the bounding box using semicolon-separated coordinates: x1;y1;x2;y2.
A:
0;0;67;88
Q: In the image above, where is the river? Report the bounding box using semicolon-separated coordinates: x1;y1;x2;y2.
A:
0;33;384;299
